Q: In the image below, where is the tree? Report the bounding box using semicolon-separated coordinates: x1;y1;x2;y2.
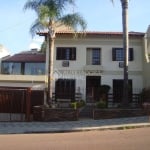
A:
24;0;87;105
111;0;129;107
120;0;129;107
40;41;46;53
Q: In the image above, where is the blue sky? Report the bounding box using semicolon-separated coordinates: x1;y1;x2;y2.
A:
0;0;150;54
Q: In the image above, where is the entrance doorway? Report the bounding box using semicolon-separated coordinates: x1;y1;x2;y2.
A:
113;79;132;103
86;76;101;102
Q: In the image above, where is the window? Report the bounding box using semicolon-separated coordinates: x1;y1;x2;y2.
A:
92;49;100;65
113;79;132;103
1;62;45;75
24;63;45;75
112;48;134;61
87;48;101;65
55;79;75;100
56;47;76;60
1;62;21;74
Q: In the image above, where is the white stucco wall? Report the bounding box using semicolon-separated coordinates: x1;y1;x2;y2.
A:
48;34;145;99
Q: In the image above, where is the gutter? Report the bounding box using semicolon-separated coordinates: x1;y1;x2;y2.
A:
144;33;150;63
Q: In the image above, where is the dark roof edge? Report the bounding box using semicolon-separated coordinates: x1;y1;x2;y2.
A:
37;31;145;37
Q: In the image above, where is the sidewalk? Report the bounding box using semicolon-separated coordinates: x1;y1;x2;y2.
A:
0;116;149;134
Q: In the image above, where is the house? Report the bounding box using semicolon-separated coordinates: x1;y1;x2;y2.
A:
1;30;149;105
38;30;150;104
0;49;46;121
143;26;150;88
0;49;46;90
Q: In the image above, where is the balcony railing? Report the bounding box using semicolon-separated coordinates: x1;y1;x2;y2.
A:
0;74;46;82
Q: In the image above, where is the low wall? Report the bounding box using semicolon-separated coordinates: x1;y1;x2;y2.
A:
33;106;79;121
93;108;148;120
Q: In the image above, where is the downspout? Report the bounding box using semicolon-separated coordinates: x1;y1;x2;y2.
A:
144;33;150;63
143;33;150;88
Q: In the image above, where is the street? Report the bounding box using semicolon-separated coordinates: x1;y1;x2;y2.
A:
0;127;150;150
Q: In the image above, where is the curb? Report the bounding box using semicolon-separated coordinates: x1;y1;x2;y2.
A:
25;123;150;134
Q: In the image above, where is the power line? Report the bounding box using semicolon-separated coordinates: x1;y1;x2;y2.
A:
0;17;34;33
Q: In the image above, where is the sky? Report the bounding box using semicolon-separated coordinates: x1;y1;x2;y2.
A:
0;0;150;55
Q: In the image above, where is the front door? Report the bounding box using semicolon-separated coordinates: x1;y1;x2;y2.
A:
113;79;132;103
86;76;101;102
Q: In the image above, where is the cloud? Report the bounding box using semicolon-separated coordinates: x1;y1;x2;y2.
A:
29;36;44;50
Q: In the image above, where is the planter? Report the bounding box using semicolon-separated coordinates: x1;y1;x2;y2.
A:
33;105;45;121
142;102;150;116
44;108;79;121
93;108;147;120
33;106;79;121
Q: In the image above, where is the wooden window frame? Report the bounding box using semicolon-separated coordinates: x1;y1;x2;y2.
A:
112;48;134;61
56;47;76;60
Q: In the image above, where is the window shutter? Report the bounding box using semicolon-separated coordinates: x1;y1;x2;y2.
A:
71;48;76;60
129;48;134;61
56;48;60;60
74;48;76;60
112;48;116;61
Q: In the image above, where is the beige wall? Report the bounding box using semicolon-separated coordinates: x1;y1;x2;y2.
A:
143;61;150;88
49;35;145;99
0;75;46;90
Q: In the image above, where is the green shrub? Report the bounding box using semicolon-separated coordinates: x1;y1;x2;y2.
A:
140;88;150;103
70;100;86;109
77;100;86;107
96;100;107;109
98;85;111;102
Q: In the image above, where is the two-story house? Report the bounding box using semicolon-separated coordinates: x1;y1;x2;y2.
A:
1;31;148;105
39;30;149;104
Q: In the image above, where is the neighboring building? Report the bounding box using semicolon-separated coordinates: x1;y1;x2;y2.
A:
0;49;46;90
143;26;150;88
39;30;150;103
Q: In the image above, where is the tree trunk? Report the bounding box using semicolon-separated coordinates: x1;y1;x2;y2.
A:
121;0;129;107
47;32;55;104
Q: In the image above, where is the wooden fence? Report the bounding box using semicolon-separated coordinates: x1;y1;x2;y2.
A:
0;87;44;122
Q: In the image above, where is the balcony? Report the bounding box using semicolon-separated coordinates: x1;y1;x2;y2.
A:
0;74;46;82
0;74;46;90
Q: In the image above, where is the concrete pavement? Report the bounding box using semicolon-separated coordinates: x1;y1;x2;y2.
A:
0;116;150;134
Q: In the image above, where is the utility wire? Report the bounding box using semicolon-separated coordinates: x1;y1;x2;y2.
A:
0;17;34;33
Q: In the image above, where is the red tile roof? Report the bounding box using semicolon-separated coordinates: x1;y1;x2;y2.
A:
2;52;46;62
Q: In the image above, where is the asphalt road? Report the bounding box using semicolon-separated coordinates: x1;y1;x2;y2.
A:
0;127;150;150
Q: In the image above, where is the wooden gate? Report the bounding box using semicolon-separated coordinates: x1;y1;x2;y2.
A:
0;87;31;122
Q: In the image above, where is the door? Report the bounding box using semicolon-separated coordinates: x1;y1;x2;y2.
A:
86;76;101;102
113;79;132;103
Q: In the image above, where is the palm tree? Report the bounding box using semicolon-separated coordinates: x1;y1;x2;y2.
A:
120;0;129;107
24;0;87;105
111;0;129;107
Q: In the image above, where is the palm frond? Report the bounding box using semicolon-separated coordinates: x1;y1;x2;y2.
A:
30;18;46;37
39;2;60;19
24;0;41;12
60;13;87;31
55;0;75;9
24;0;86;37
